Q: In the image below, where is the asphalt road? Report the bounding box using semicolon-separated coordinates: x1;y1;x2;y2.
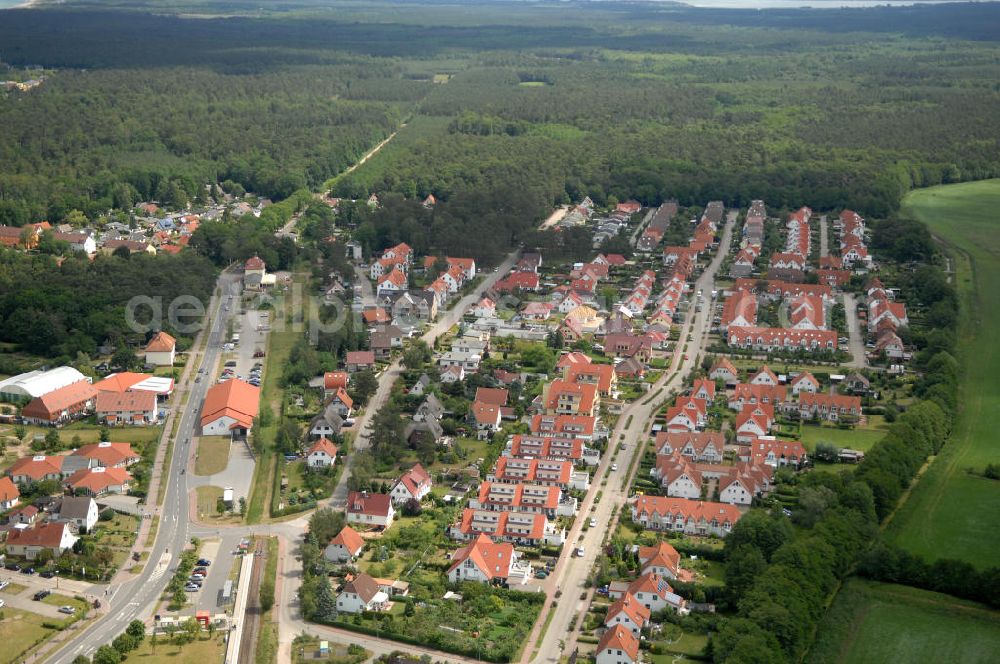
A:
49;271;243;663
843;293;868;369
524;212;736;664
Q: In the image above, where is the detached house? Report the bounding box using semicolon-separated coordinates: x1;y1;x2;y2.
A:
346;491;395;529
605;593;650;637
324;525;365;563
326;388;354;418
596;624;640;664
5;522;78;560
306;438;338;468
53;495;99;533
0;476;20;510
65;466;132;496
608;572;688;614
789;372;820;395
447;533;525;585
336;573;389;614
390;463;432;504
637;541;681;579
144;331;177;366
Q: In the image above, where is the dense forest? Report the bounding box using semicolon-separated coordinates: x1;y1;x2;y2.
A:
0;3;997;238
0;249;217;359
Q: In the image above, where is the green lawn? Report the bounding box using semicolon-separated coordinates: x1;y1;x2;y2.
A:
0;608;53;664
807;579;1000;664
886;180;1000;566
123;633;226;663
194;435;231;475
798;422;886;452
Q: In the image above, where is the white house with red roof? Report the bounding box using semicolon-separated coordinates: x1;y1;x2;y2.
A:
72;442;139;469
655;432;724;464
5;522;78;560
604;593;650;637
324;525;365;563
306;438;338;468
749;365;779;386
609;572;688;614
637;541;681;579
390;463;432;504
327;388;354;418
0;476;20;510
144;331;177;366
735;403;774;443
446;533;529;585
346;491;395;529
473;297;496;318
789;372;820;395
708;358;739;384
631;496;742;537
596;624;640;664
377;267;408;295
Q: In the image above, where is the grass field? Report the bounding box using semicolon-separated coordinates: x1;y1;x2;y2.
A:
123;633;226;663
0;608;52;664
886;180;1000;567
195;485;224;519
807;579;1000;664
799;422;887;452
194;435;231;475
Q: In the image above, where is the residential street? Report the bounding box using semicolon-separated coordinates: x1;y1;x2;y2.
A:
843;293;868;368
329;250;521;507
522;212;735;664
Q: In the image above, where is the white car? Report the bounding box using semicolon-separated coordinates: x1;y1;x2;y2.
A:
0;580;8;591
575;547;586;557
611;463;618;471
589;518;597;528
58;605;74;615
0;599;5;608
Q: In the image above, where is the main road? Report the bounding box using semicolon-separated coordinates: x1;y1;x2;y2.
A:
49;271;244;663
522;212;735;664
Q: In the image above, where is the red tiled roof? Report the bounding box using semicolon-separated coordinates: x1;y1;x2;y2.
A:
200;379;260;429
145;331;176;353
6;522;71;549
330;525;364;555
72;442;138;467
66;466;131;492
474;388;509;406
637;541;681;577
21;381;97;421
308;438;338;458
606;592;651;628
346;351;375;366
324;372;349;391
0;476;20;503
347;491;392;517
597;625;640;661
96;390;157;414
8;455;64;481
447;533;514;580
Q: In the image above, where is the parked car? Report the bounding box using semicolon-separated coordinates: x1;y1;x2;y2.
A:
535;570;548;579
40;570;56;579
0;599;5;608
5;563;20;572
184;584;200;592
58;605;75;615
33;590;51;601
575;547;586;558
0;580;9;591
611;463;618;471
197;559;211;567
589;518;598;528
21;567;35;575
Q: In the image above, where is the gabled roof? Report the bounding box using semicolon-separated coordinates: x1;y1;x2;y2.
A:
6;522;72;549
200;379;260;429
72;442;138;467
56;495;95;520
447;533;514;580
597;624;640;661
474;388;509;407
346;491;393;517
145;331;176;353
346;351;376;365
0;476;19;503
21;381;97;419
8;455;65;480
637;541;681;577
395;463;431;497
606;592;651;628
65;466;131;492
308;438;338;458
330;526;364;555
471;401;503;426
342;572;381;604
96;390;157;414
330;388;354;409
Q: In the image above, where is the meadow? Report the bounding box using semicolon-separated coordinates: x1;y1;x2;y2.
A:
886;180;1000;568
807;579;1000;664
